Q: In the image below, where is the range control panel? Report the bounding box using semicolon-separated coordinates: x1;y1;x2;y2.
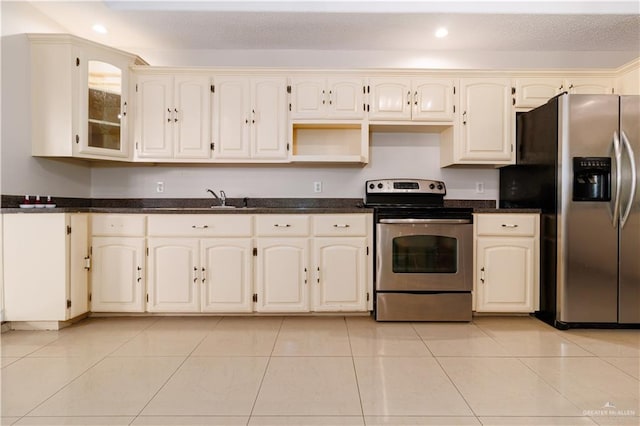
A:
366;179;446;195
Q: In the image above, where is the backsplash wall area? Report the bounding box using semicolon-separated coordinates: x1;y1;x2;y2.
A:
90;132;499;201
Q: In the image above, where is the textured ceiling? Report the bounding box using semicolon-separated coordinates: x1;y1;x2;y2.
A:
21;1;640;64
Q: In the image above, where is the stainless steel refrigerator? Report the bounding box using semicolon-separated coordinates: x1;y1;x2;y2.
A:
500;94;639;329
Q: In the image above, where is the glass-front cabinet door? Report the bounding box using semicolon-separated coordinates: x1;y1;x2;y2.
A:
77;50;131;158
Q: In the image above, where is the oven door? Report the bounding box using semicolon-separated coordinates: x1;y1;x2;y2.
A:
376;219;472;291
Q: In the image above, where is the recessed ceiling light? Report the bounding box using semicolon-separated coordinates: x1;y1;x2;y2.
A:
92;24;108;34
435;27;448;39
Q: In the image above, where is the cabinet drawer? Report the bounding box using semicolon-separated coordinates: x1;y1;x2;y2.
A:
92;214;146;236
313;214;369;236
475;214;538;237
147;215;252;237
255;215;310;236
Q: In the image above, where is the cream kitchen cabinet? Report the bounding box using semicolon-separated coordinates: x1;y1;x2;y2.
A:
442;78;514;166
30;34;144;161
254;214;371;313
3;213;90;326
146;215;253;312
311;214;371;312
368;78;456;122
91;214;146;312
254;215;311;312
289;77;365;119
212;76;288;161
473;213;540;313
514;77;614;108
135;72;212;160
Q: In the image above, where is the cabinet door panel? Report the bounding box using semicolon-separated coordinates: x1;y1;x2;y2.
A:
148;238;200;312
201;239;252;312
368;78;411;120
569;78;613;94
252;78;288;159
137;75;173;158
459;79;513;162
328;78;364;119
313;238;367;312
174;75;211;159
213;77;250;158
514;78;562;108
290;78;326;119
476;237;535;312
91;237;145;312
413;79;455;121
256;239;308;312
69;214;89;318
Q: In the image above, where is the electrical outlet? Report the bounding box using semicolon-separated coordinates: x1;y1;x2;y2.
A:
156;181;164;193
313;181;322;193
475;182;485;194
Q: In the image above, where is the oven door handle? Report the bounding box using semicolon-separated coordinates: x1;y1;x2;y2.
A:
378;218;472;224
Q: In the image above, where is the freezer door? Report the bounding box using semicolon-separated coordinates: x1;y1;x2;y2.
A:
558;95;619;323
619;95;640;324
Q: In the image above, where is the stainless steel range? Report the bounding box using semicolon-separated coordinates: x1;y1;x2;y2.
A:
365;178;473;322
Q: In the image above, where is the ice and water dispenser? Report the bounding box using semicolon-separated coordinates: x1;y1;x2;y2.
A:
572;157;611;201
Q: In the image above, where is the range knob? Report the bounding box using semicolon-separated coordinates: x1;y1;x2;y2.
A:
429;183;435;190
437;184;444;190
377;183;384;189
369;183;375;189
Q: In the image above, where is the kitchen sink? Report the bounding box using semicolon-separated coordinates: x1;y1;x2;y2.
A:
150;206;254;210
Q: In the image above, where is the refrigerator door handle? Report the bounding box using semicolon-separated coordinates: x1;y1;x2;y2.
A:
620;130;637;229
611;131;623;228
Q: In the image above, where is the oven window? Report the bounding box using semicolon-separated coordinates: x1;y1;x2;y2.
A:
392;235;458;273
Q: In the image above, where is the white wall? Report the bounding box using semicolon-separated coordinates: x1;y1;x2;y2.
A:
92;132;499;201
1;3;92;199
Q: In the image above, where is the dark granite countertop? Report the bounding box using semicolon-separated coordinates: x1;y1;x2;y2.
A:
1;196;502;214
473;208;541;214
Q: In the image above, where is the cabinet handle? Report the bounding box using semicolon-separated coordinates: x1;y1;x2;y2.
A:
501;224;519;228
304;267;308;284
333;224;350;228
137;266;142;283
414;91;418;106
202;267;206;283
317;266;320;284
406;91;411;106
167;108;171;122
463;111;467;125
252;109;255;124
191;225;209;229
480;267;485;283
322;90;326;105
84;256;91;271
559;84;564;91
273;224;291;228
122;101;127;117
174;108;178;122
328;90;332;105
193;266;198;283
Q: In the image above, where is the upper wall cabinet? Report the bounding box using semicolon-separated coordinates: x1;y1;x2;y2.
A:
212;76;289;161
134;72;212;160
368;78;456;122
514;77;614;108
289;77;365;120
441;78;514;166
30;34;145;160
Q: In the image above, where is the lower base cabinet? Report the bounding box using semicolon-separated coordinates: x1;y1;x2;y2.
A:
91;237;146;312
3;213;90;322
474;213;540;313
313;237;368;312
147;237;253;313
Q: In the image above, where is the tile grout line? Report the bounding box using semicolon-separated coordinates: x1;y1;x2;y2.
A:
129;316;225;425
345;316;367;425
16;317;160;422
246;316;285;425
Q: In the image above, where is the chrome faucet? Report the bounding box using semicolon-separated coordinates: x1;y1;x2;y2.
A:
206;188;226;206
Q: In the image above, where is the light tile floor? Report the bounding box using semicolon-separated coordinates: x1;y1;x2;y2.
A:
1;315;638;426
